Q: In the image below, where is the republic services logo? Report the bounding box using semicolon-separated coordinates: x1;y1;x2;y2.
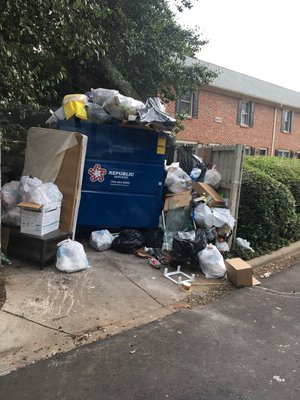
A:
88;163;107;183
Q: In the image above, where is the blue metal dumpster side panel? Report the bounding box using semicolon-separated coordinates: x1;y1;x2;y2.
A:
59;120;167;228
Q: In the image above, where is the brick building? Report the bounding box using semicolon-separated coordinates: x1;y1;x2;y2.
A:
168;58;300;158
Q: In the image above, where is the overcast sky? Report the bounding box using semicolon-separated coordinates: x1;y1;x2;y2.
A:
174;0;300;92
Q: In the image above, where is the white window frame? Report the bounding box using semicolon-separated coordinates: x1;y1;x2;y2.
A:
244;146;251;155
258;148;268;156
277;149;290;158
241;101;249;126
281;110;294;133
177;92;193;116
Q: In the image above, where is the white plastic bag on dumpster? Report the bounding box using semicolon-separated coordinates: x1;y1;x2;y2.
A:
211;207;235;230
89;229;114;252
164;163;193;193
204;165;222;189
91;88;119;106
198;244;226;279
103;93;145;120
86;103;110;124
56;239;90;273
192;203;214;229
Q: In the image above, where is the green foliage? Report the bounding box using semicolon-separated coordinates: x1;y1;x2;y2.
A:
245;156;300;212
236;163;300;254
0;105;51;182
0;0;216;106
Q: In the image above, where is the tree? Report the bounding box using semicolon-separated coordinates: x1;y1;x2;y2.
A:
0;0;217;106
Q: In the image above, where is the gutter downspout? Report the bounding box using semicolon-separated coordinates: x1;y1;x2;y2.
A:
271;107;277;156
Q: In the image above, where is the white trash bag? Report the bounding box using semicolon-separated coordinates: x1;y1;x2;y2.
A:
89;229;114;252
204;165;222;189
192;203;214;229
198;243;226;279
164;163;193;193
103;93;145;120
19;176;43;202
91;88;120;106
215;239;230;253
56;239;90;273
211;207;235;230
19;176;62;204
1;181;20;209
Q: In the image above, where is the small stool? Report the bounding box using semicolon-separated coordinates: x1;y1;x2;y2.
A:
7;228;70;268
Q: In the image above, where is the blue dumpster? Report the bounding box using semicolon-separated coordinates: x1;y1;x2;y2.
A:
59;120;171;231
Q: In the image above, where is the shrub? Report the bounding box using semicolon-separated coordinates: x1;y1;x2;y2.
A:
245;156;300;212
236;163;300;253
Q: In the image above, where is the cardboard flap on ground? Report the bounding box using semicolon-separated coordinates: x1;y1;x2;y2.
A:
225;257;261;288
193;182;225;207
164;190;192;211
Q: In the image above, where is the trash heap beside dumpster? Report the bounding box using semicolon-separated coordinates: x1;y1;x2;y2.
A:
1;87;257;288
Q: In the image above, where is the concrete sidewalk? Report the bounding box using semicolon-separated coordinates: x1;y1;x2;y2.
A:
1;240;300;376
1;262;299;399
0;243;231;375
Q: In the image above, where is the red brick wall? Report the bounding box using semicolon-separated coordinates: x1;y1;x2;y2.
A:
167;89;300;155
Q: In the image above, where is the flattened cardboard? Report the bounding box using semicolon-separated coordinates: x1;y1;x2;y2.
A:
17;202;43;210
194;182;225;207
55;133;83;233
225;257;261;288
164;190;191;211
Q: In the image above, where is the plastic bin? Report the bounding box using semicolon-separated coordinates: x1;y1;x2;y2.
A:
59;120;171;231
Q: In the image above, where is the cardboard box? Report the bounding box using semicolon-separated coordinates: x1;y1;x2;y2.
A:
225;257;261;288
193;182;225;207
18;201;62;236
164;190;192;211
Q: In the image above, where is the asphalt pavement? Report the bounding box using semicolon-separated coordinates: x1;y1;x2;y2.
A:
1;264;299;400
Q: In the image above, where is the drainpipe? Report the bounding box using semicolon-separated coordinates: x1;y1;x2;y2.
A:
271;106;278;156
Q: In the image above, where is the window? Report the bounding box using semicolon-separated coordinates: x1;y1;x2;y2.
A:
244;146;255;155
176;89;199;118
276;149;291;158
281;110;294;133
237;99;254;127
258;148;268;156
297;152;300;159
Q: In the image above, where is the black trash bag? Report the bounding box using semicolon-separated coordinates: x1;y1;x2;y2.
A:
143;228;164;248
177;146;207;181
111;229;146;254
172;228;207;265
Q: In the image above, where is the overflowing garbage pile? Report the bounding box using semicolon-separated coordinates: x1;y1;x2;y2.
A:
1;176;63;228
46;88;176;130
87;149;236;281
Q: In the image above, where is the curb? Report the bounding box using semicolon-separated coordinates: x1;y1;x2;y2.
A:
248;241;300;269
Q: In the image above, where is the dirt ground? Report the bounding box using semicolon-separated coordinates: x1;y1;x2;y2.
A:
184;252;300;308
